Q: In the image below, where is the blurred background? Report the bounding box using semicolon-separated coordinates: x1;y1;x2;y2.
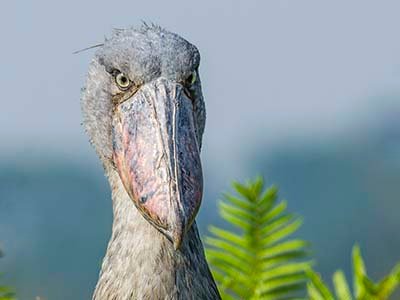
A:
1;0;400;299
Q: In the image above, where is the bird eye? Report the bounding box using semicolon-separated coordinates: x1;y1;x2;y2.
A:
186;71;197;86
115;72;131;89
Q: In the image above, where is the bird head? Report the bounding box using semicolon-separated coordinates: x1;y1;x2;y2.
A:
81;25;206;249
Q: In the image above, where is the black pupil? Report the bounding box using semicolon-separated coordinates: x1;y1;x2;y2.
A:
120;76;127;83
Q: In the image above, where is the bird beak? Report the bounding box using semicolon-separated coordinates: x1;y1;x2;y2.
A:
112;78;203;249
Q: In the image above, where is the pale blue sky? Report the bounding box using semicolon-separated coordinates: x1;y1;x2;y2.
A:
1;0;399;168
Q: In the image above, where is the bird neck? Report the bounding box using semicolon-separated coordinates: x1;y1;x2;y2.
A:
93;169;220;300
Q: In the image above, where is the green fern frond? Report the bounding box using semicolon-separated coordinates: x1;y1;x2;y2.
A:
205;177;311;299
333;270;353;300
307;244;400;300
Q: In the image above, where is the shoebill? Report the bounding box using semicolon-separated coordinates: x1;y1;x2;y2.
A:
81;25;221;300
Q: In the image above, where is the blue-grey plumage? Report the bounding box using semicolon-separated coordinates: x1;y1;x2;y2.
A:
81;24;220;300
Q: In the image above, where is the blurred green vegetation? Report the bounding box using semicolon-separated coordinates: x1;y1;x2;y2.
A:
0;250;15;300
0;284;15;300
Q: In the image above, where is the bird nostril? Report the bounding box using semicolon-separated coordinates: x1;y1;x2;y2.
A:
139;195;148;204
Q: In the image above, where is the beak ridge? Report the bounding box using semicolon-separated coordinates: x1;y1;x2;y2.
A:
112;78;203;248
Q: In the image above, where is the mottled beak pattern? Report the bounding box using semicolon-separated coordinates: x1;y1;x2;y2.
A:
112;78;203;249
